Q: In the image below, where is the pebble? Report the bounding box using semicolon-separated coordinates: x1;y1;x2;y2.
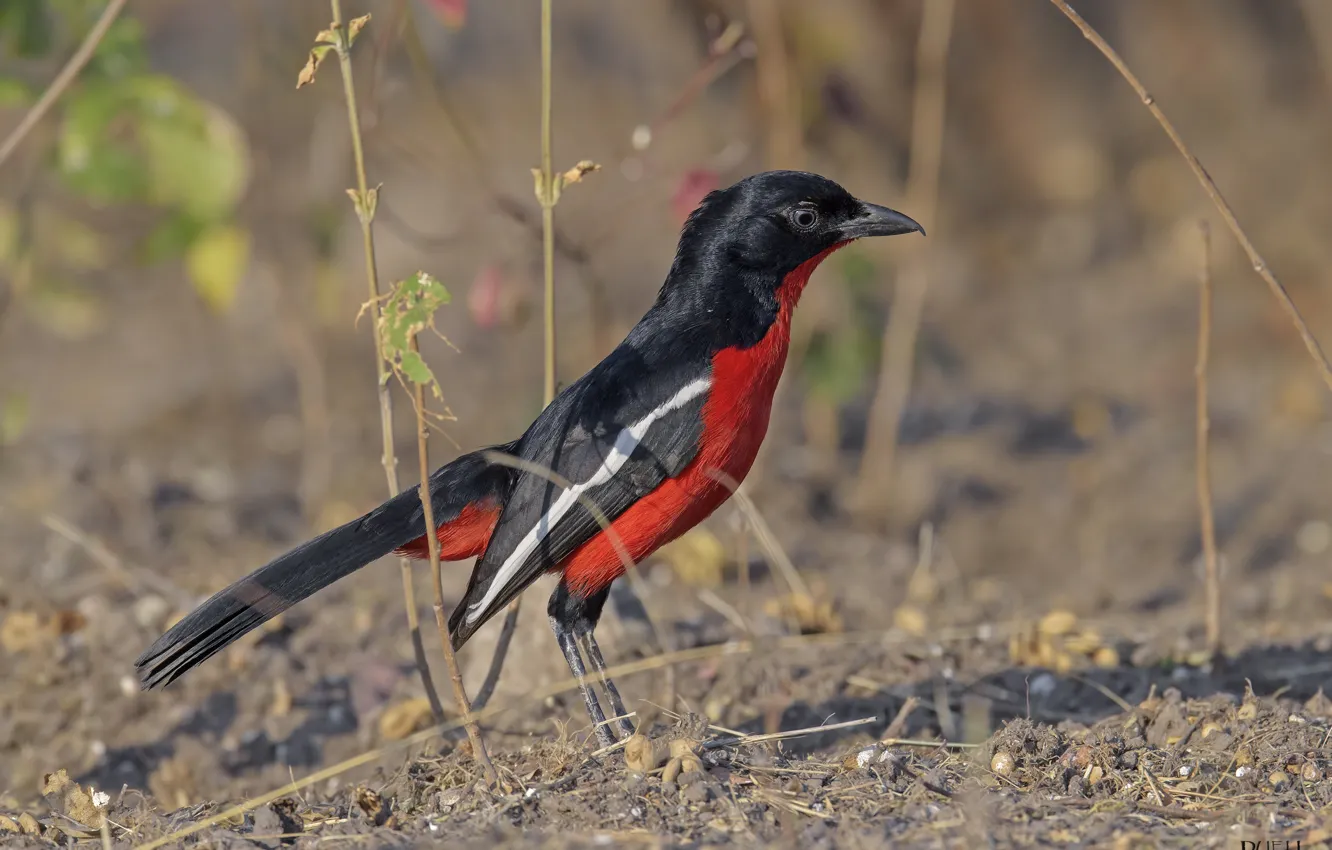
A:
990;750;1015;776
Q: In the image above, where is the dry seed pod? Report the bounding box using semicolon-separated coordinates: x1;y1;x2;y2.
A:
624;734;668;774
661;756;684;785
679;752;704;775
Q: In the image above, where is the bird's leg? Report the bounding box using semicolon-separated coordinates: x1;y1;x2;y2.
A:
579;630;636;739
549;585;616;749
571;584;636;738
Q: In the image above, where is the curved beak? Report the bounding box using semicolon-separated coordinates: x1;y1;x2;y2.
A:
842;201;926;239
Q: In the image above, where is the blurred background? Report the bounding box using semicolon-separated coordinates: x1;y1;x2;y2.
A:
3;0;1332;807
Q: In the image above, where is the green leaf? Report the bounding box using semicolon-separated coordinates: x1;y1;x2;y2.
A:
185;222;250;313
399;350;434;386
87;16;147;79
133;79;249;219
0;77;33;107
0;0;53;57
802;325;878;403
379;271;451;396
139;211;206;264
57;81;148;203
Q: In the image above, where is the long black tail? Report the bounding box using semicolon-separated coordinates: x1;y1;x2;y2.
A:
135;444;515;689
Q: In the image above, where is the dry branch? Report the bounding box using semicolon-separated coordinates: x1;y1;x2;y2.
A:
854;0;956;518
1049;0;1332;396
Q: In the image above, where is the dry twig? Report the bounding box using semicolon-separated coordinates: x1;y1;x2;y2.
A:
411;339;497;784
854;0;956;518
1195;221;1220;654
1049;0;1332;395
0;0;130;169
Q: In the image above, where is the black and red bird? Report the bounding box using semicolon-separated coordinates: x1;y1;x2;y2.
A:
136;171;922;747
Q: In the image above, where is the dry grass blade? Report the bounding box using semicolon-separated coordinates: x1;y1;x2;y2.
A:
703;715;878;749
705;468;809;600
1195;221;1220;655
41;514;189;605
0;0;130;169
854;0;956;518
1048;0;1332;396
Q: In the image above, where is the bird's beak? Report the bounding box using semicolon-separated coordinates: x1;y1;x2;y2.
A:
841;201;926;239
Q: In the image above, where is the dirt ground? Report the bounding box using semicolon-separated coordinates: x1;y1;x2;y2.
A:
4;1;1332;847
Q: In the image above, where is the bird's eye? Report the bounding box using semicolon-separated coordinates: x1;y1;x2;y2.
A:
789;207;819;230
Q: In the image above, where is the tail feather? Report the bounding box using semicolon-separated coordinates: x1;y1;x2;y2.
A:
135;444;515;688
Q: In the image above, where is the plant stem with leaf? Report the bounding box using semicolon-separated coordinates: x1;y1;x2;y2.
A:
328;0;445;724
412;339;498;784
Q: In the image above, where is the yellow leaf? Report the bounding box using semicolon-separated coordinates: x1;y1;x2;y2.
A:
186;224;250;313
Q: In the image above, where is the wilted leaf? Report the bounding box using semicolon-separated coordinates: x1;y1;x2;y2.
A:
297;45;333;89
347;14;371;43
426;0;467;29
40;769;105;828
560;159;600;187
672;168;718;226
186;223;250;313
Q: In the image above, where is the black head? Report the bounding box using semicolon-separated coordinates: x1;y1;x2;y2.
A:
668;170;923;285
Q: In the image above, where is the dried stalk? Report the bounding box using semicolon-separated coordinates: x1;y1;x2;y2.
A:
1196;222;1220;655
412;341;497;784
854;0;956;518
476;0;558;707
328;0;444;723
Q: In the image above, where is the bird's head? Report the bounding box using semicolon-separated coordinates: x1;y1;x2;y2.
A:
667;170;923;306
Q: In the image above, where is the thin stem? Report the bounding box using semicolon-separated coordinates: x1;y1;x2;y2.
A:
0;0;129;169
1196;222;1220;655
854;0;955;519
413;342;498;785
540;0;557;404
477;0;557;709
1049;0;1332;396
329;0;445;724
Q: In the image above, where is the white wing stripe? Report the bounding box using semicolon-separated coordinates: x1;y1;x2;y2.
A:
465;377;712;625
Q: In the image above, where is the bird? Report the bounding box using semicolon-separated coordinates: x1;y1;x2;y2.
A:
135;170;923;748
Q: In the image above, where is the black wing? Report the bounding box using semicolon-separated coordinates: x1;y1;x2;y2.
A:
448;333;713;647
